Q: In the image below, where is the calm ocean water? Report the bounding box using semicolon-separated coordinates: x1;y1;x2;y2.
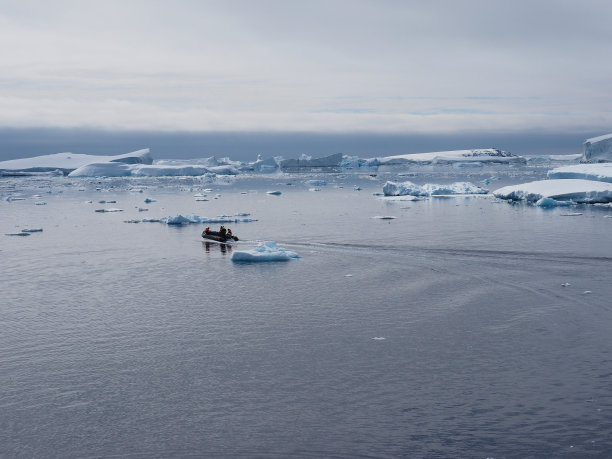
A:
2;170;612;458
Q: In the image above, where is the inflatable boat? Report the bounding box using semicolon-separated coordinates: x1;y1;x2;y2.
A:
202;230;239;243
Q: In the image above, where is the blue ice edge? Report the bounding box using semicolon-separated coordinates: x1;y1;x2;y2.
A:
231;241;300;263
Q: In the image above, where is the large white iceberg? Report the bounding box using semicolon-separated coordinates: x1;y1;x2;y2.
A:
547;163;612;183
494;179;612;203
0;149;152;175
383;180;488;196
582;133;612;163
231;241;300;262
68;163;238;177
367;149;524;166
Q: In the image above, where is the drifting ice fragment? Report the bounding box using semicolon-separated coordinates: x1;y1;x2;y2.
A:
231;241;299;262
561;283;571;287
144;198;157;203
95;208;123;213
535;197;574;208
372;337;386;340
372;216;396;220
267;190;282;195
21;228;42;232
5;232;30;236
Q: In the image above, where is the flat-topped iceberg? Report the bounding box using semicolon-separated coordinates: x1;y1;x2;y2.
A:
547;163;612;183
383;180;488;196
0;149;152;175
68;163;238;177
582;133;612;163
231;241;300;262
367;149;524;166
494;179;612;203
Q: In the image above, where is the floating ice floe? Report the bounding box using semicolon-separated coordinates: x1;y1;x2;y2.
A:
35;201;47;205
535;197;574;208
547;163;612;183
383;180;488;197
144;198;157;203
94;208;123;213
494;179;612;203
155;214;258;225
231;241;299;262
305;179;327;187
378;195;419;202
267;190;282;195
372;215;396;220
21;228;43;232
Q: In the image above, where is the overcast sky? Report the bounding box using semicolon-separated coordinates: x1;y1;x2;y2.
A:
1;0;611;138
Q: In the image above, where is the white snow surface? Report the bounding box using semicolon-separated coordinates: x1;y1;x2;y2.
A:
231;241;299;262
0;149;152;173
583;133;612;163
369;149;524;166
68;163;238;177
494;179;612;203
547;163;612;183
383;181;488;196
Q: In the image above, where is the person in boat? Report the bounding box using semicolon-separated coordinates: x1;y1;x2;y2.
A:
204;227;211;234
227;228;232;238
219;226;227;238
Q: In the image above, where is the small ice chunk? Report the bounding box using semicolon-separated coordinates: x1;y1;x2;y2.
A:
21;228;43;232
561;283;571;287
94;208;123;213
583;290;592;294
138;207;148;212
5;232;30;236
345;274;353;277
34;201;47;205
372;215;396;220
536;197;573;208
144;198;157;203
231;241;299;262
267;190;282;195
560;213;583;216
372;337;386;340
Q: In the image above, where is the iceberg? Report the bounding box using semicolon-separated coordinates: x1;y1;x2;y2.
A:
368;149;524;166
494;179;612;203
383;181;488;196
535;197;574;208
279;153;343;171
582;133;612;163
547;163;612;183
68;163;238;177
0;149;152;175
250;155;280;173
231;241;300;262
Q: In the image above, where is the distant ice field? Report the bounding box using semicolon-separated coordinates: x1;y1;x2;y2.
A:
1;168;612;458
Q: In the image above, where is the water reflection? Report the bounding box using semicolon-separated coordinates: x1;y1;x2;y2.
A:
203;241;233;255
